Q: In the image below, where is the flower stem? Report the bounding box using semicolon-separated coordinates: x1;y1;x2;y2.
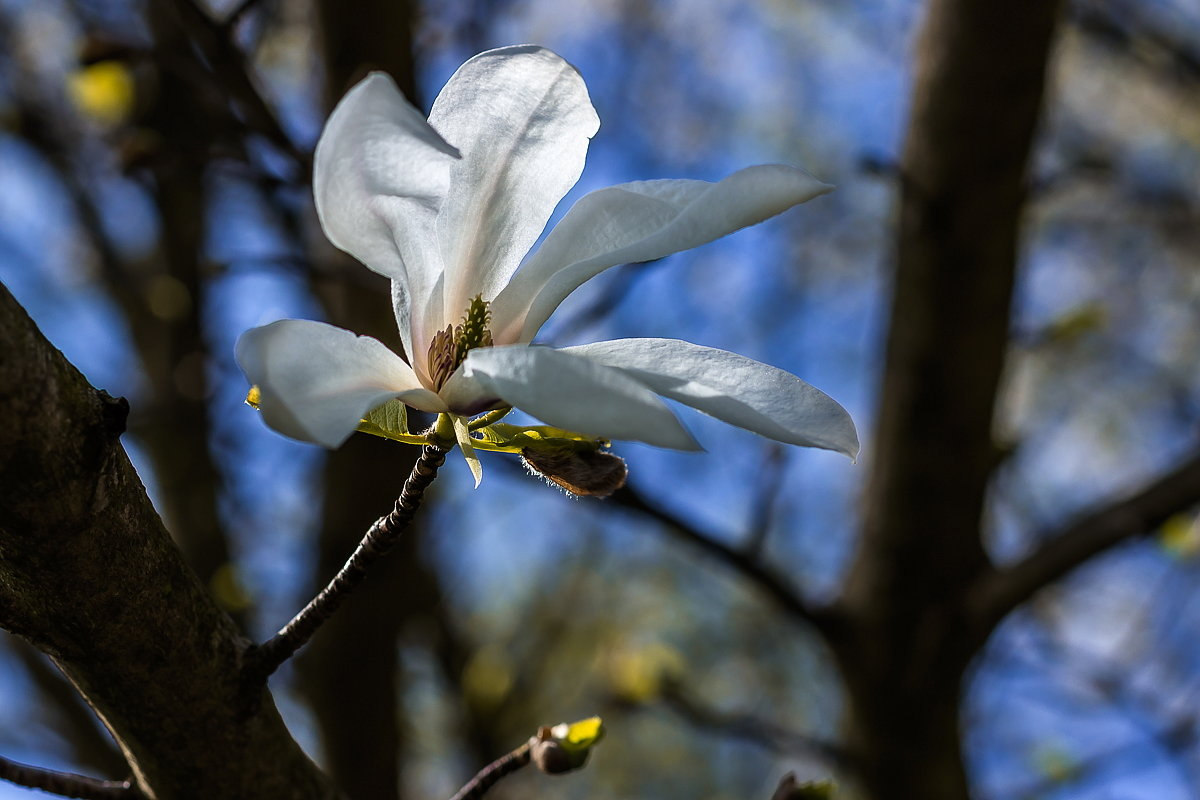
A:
250;443;448;680
434;412;457;442
447;742;532;800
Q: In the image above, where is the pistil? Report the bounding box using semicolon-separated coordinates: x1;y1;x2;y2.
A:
427;295;494;390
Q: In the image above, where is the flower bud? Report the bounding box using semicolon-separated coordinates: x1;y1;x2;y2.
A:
528;717;605;774
521;447;627;497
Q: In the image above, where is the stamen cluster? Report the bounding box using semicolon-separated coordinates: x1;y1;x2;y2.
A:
427;295;494;390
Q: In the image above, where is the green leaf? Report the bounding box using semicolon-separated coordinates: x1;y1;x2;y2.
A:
362;399;409;435
356;400;428;446
473;423;606;454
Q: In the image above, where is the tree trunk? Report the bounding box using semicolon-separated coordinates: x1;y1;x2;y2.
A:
0;282;342;799
834;1;1064;798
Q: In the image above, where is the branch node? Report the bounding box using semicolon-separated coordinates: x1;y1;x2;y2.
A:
99;392;130;438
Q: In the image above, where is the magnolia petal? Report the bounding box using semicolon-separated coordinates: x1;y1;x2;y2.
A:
236;319;446;448
441;345;699;451
563;338;859;459
313;72;459;357
492;165;832;342
429;45;599;325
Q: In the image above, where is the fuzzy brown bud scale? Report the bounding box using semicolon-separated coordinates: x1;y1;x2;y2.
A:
521;448;628;497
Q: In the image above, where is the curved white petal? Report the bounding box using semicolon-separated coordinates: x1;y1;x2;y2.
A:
429;45;599;325
236;319;446;448
441;345;699;450
563;338;859;459
314;72;460;358
492;165;832;342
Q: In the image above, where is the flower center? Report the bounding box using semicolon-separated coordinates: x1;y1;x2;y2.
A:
427;295;494;390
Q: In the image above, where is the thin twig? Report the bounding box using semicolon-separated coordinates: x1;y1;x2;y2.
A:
744;443;788;557
608;486;841;639
0;756;142;800
658;683;850;769
447;741;532;800
251;443;448;678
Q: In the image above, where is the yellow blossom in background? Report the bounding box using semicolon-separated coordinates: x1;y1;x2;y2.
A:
461;643;515;709
1159;514;1200;560
68;60;134;125
606;640;685;702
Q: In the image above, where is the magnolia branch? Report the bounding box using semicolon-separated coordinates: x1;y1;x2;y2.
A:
971;448;1200;630
446;723;599;800
251;443;448;678
0;757;140;800
447;742;531;800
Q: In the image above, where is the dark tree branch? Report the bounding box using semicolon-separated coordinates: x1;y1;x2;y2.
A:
252;444;448;679
9;641;125;777
0;755;141;800
608;486;841;640
0;282;341;799
971;449;1200;630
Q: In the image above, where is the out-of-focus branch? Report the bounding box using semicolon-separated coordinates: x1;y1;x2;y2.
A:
655;682;848;769
0;755;140;800
158;0;309;171
744;443;788;557
0;282;341;799
608;486;841;639
971;448;1200;632
222;0;264;28
1071;0;1200;86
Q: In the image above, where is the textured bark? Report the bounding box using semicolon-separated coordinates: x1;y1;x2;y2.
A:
0;281;341;799
833;1;1065;798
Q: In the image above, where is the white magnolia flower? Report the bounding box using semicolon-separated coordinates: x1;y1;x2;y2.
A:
238;45;858;463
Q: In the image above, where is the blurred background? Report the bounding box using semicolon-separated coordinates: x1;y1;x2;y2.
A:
1;0;1199;798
